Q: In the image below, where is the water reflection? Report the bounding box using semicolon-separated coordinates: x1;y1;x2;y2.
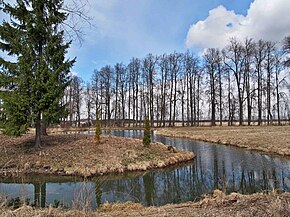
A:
0;130;290;209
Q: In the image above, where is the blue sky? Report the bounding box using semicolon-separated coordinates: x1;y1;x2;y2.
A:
69;0;254;81
2;0;290;82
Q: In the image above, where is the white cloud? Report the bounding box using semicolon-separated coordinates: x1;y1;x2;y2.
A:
186;0;290;49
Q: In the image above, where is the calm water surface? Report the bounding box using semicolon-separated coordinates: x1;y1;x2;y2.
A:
1;130;290;209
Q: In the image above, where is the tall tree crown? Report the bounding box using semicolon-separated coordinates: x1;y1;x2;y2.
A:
0;0;75;145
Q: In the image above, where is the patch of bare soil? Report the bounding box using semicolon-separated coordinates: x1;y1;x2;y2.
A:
157;125;290;156
1;190;289;217
0;134;194;177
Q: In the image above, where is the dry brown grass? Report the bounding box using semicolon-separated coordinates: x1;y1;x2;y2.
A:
157;125;290;156
0;134;194;177
97;190;290;217
1;191;289;217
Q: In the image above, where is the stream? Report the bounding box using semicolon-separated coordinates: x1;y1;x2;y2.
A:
0;130;290;209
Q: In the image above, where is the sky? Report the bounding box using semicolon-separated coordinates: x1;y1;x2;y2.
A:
2;0;290;82
69;0;290;82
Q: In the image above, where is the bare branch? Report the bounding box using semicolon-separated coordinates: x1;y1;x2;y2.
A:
61;0;96;46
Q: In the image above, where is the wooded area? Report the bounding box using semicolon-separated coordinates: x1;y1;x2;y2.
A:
64;37;290;127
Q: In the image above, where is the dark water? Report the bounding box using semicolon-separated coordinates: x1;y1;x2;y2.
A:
1;130;290;209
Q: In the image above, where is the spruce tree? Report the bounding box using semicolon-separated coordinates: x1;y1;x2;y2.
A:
143;117;151;147
0;0;75;148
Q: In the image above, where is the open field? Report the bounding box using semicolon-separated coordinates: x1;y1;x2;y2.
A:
0;134;194;177
156;125;290;156
1;190;289;216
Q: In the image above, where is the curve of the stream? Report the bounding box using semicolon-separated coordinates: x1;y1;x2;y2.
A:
0;130;289;209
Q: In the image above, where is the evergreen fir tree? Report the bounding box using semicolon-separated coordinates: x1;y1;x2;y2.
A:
0;0;75;148
143;117;151;147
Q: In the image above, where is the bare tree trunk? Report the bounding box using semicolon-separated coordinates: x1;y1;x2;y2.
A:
136;82;140;127
266;62;271;125
210;67;216;126
159;55;168;127
204;48;219;126
224;39;245;126
257;65;262;126
192;75;196;126
218;63;223;126
114;65;119;125
169;72;174;127
149;70;154;127
121;83;125;127
254;40;267;126
186;73;190;126
238;88;243;126
244;39;254;126
274;56;282;126
181;79;185;126
246;77;252;126
197;74;201;126
173;72;177;126
266;42;275;125
128;78;131;127
227;70;232;126
276;71;281;125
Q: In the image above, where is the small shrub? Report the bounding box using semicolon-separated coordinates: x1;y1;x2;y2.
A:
143;117;151;147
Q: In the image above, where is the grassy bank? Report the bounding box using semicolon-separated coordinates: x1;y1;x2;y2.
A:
0;134;194;177
1;190;289;216
156;125;290;156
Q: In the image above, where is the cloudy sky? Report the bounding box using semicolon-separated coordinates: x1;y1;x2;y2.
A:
2;0;290;81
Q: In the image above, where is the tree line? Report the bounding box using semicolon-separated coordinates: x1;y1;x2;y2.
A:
65;37;290;127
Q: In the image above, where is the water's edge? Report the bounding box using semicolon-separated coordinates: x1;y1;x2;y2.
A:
1;130;289;209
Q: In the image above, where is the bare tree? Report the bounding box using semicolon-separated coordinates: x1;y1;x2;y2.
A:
224;38;245;126
243;38;255;125
87;38;288;127
68;76;83;127
216;50;224;126
91;69;102;124
159;54;170;126
282;35;290;67
204;48;219;126
84;82;93;126
142;54;158;126
128;58;141;127
100;66;113;127
253;40;267;125
168;52;182;126
273;54;286;125
62;0;94;45
265;41;276;124
184;51;200;126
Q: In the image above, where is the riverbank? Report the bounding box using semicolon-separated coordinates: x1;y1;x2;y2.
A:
1;190;289;216
156;125;290;156
0;134;194;177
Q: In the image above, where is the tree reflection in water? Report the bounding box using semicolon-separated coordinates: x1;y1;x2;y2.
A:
0;130;290;209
